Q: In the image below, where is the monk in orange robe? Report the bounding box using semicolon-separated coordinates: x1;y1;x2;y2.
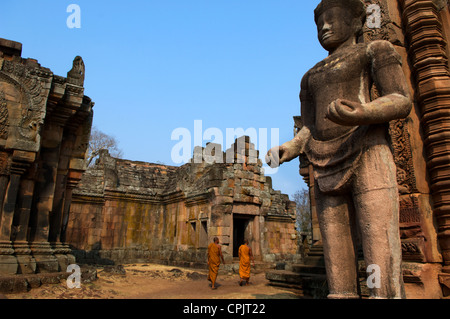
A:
238;239;255;286
207;237;225;290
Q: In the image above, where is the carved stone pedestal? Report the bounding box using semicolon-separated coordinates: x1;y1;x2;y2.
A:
30;242;58;273
0;241;18;275
51;242;75;271
13;241;36;274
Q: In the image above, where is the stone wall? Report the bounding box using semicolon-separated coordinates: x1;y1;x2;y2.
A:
67;137;300;267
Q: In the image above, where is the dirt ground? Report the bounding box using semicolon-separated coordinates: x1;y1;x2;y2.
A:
6;263;304;300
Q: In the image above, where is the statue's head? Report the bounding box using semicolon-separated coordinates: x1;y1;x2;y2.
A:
314;0;366;52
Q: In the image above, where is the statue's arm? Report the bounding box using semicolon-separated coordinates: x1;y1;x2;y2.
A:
327;40;412;126
367;40;412;121
265;73;312;168
288;73;313;154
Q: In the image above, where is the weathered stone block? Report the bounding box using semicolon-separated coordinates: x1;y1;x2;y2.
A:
0;256;18;276
0;276;28;294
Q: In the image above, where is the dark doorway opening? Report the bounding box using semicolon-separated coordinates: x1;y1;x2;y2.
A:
233;216;250;258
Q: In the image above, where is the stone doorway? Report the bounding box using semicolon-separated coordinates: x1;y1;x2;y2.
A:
233;215;251;258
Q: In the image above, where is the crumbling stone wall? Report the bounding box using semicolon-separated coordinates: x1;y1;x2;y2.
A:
68;137;300;267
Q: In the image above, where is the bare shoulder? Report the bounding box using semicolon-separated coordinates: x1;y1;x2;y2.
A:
367;39;395;50
301;70;311;88
367;40;401;58
366;40;402;70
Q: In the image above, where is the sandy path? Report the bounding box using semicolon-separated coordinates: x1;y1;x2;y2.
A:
6;263;304;300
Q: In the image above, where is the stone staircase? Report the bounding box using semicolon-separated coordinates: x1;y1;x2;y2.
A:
266;244;378;298
265;244;329;298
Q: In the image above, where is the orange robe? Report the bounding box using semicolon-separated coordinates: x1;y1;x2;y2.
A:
239;245;251;280
207;243;221;284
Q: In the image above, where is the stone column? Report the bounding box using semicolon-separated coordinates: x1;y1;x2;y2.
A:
48;128;75;271
0;150;33;275
399;0;450;294
12;174;37;274
58;105;94;266
252;215;262;259
55;170;83;268
0;174;20;275
29;124;62;273
0;153;9;216
49;169;70;270
209;193;233;262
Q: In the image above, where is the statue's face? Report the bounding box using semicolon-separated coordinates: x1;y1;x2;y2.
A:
316;7;356;52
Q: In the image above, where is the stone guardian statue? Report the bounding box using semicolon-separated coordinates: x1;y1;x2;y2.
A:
266;0;412;299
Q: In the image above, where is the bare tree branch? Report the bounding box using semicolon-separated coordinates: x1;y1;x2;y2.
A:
86;126;123;166
292;189;312;235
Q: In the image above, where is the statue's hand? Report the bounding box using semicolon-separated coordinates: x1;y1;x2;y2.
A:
266;146;282;168
265;141;301;168
265;127;310;168
326;99;366;126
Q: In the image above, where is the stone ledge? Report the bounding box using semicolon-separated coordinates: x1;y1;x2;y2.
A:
0;265;98;294
0;272;70;294
0;38;22;57
265;270;328;298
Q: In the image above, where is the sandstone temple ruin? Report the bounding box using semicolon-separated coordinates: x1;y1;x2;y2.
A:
66;137;300;267
0;36;300;292
1;0;450;300
0;38;94;276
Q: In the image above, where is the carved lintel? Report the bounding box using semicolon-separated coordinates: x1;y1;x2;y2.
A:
0;59;53;153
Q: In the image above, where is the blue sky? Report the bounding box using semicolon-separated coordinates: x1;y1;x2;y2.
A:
1;0;326;198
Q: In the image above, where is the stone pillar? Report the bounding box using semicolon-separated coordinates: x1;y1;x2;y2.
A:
0;174;20;275
48;129;75;271
0;150;33;274
29;124;63;273
12;174;37;274
58;105;94;266
49;169;74;271
209;197;233;262
252;215;262;259
55;170;82;269
399;0;450;295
